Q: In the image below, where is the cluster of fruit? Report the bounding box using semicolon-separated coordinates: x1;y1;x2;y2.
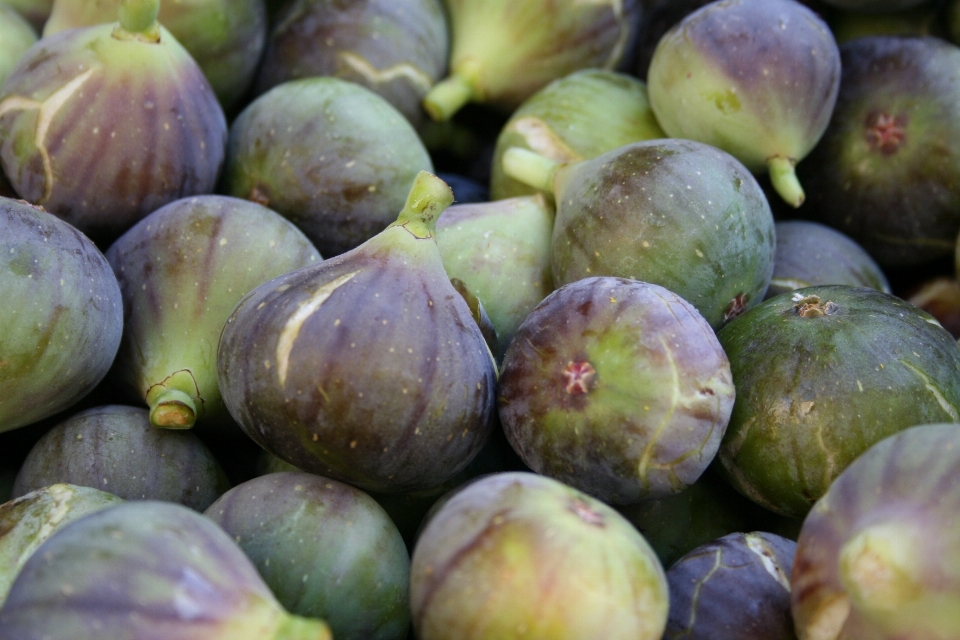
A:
2;0;960;639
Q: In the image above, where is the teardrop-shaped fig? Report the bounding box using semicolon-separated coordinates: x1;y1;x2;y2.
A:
217;171;498;494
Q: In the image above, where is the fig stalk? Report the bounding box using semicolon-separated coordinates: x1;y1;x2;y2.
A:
115;0;159;41
390;171;455;237
422;64;479;123
769;156;804;207
502;147;561;194
274;614;333;640
147;388;196;429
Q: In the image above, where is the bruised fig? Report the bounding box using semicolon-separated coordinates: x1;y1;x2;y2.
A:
421;0;641;121
0;0;227;244
105;195;321;430
0;500;332;640
647;0;841;207
217;171;498;494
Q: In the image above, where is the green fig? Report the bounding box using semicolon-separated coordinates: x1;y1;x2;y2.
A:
0;4;35;88
11;405;230;510
0;500;332;640
105;195;322;430
0;0;50;30
422;0;641;121
0;197;123;433
217;171;498;494
647;0;841;207
0;0;227;243
222;76;433;257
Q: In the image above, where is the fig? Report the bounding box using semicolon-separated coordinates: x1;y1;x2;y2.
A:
255;0;448;128
0;197;123;433
827;2;945;43
489;69;665;201
666;531;797;639
435;194;554;359
410;471;668;640
716;285;960;518
906;277;960;338
222;76;433;257
105;195;322;430
217;171;498;494
204;472;410;640
797;36;960;267
11;405;230;511
503;138;776;329
0;0;50;30
647;0;841;207
421;0;641;121
0;483;122;606
821;0;928;11
0;0;227;244
792;423;960;640
766;220;890;300
0;4;35;87
0;500;332;640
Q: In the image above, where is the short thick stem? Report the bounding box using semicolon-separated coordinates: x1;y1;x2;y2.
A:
114;0;160;42
272;613;332;640
149;388;197;429
422;73;475;122
768;156;805;208
502;148;560;195
391;171;454;238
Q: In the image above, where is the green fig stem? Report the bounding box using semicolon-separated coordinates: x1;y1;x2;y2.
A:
149;388;197;430
272;613;332;640
423;71;476;122
838;521;923;614
390;171;455;239
114;0;160;42
502;147;560;195
768;155;805;208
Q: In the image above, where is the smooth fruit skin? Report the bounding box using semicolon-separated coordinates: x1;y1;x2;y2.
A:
0;5;36;87
0;198;123;433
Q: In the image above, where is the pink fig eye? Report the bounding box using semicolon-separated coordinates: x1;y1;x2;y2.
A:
562;360;596;395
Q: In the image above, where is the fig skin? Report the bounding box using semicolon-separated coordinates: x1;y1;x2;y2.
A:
792;424;960;640
204;472;410;640
11;405;230;511
716;285;960;518
498;277;735;504
0;5;35;87
255;0;448;129
105;195;322;430
217;171;498;495
222;76;433;257
0;197;123;434
0;0;51;30
0;14;227;244
647;0;841;207
410;471;668;640
0;500;333;640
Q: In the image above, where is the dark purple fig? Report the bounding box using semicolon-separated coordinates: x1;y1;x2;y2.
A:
792;424;960;640
204;472;410;640
906;277;960;338
0;483;122;606
503;138;776;329
0;5;35;87
222;76;433;257
716;285;960;518
0;500;332;640
421;0;642;121
255;0;447;128
0;0;226;244
0;198;123;433
410;471;668;640
647;0;841;207
498;277;734;504
11;405;230;511
798;36;960;267
666;532;797;639
766;220;890;300
217;171;497;494
105;195;321;430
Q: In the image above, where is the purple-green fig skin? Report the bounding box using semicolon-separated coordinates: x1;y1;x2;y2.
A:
216;172;498;495
498;277;735;504
0;501;332;640
410;471;668;640
792;424;960;640
105;195;322;430
204;472;410;640
255;0;448;128
665;532;797;640
0;197;123;434
11;405;230;511
0;21;227;244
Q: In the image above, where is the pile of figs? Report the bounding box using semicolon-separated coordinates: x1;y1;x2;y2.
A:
4;0;960;638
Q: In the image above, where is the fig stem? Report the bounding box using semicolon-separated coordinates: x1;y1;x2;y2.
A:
390;170;455;238
115;0;160;41
502;147;560;195
272;613;332;640
422;72;475;122
838;521;922;614
149;388;197;429
768;156;805;208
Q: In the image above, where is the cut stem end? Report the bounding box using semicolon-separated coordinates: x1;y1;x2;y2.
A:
149;389;197;429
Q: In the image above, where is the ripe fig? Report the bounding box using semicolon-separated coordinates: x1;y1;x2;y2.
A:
647;0;841;207
421;0;641;121
105;195;321;430
217;171;498;494
0;197;123;433
0;5;35;87
0;500;332;640
0;0;227;244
